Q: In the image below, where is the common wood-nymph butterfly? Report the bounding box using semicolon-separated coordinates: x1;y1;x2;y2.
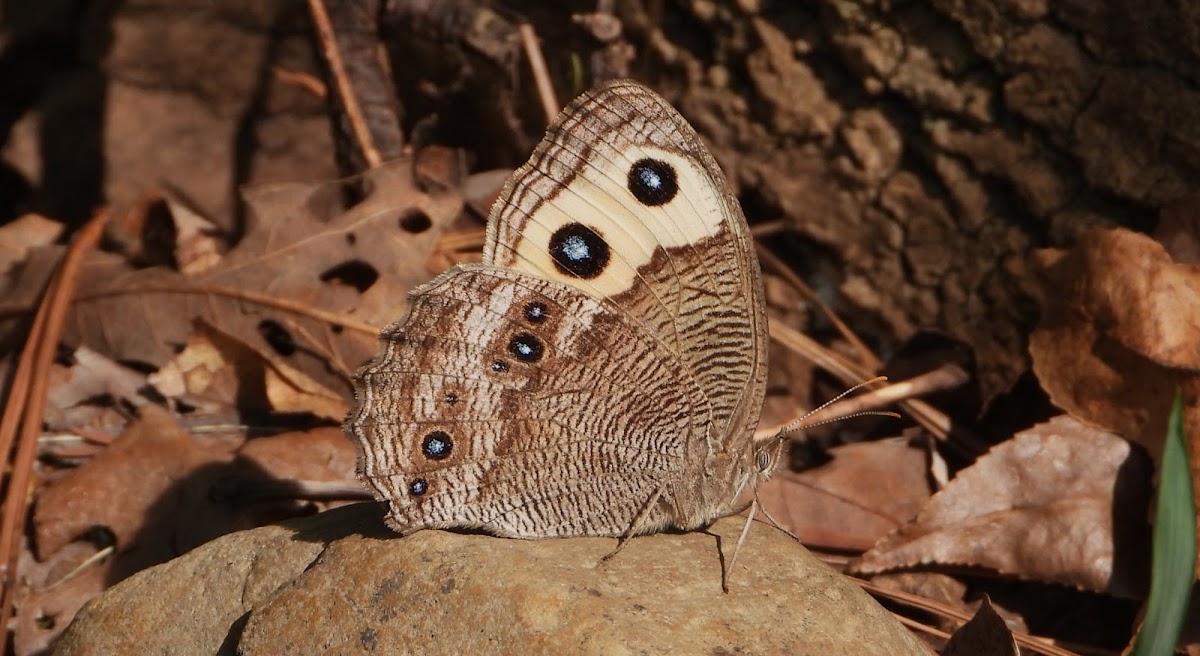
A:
347;80;771;545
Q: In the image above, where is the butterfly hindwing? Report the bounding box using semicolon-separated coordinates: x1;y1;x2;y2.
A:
350;265;707;537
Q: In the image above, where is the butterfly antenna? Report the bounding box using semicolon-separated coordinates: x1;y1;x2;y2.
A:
772;376;899;442
728;377;900;590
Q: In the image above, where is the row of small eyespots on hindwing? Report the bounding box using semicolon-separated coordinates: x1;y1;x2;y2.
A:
405;298;555;500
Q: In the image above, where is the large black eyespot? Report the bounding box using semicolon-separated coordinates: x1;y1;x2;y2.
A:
421;431;453;460
508;333;544;363
409;478;428;496
548;223;609;279
627;158;678;206
523;301;548;324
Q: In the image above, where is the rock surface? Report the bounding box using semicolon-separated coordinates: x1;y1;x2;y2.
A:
55;503;928;655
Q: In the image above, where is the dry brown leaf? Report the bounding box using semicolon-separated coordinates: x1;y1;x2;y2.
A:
145;329;239;410
851;416;1151;597
0;245;63;352
108;188;224;275
236;427;357;484
463;168;516;217
1031;227;1200;459
64;158;462;398
263;365;349;421
12;541;112;656
942;597;1018;656
43;347;150;432
1030;227;1200;577
160;187;225;275
33;405;236;560
0;214;63;275
758;440;930;551
147;321;349;420
203;320;349;420
1067;228;1200;369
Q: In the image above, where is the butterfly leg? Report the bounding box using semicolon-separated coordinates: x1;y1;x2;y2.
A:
721;499;758;592
600;484;667;562
722;480;801;592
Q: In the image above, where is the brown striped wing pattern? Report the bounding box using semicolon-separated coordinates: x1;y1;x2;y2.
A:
351;265;708;536
347;80;768;538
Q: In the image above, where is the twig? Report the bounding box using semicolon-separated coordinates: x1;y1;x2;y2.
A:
0;210;110;630
854;577;1081;656
307;0;384;168
43;545;115;591
756;243;879;370
73;283;381;337
801;364;969;427
891;613;951;646
769;320;990;455
519;22;559;124
272;66;328;98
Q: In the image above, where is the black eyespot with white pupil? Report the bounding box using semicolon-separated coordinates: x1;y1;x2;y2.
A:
508;333;543;363
523;301;548;323
409;478;428;496
491;360;509;372
627;158;678;206
548;223;609;279
421;431;452;460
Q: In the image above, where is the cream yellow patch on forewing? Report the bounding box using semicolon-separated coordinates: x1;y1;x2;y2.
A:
509;145;727;300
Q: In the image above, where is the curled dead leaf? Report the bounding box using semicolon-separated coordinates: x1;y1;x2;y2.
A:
851;416;1151;597
1031;227;1200;460
1030;227;1200;577
167;320;350;421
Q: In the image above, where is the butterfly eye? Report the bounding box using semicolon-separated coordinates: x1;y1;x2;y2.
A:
755;448;772;473
548;222;609;279
627;158;678;206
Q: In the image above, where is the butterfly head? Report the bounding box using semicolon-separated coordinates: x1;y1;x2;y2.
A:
752;438;785;484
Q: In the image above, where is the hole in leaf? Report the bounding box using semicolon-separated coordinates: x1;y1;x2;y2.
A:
399;209;432;234
319;259;379;293
258;319;296;356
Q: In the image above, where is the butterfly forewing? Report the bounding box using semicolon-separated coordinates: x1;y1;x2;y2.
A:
483;81;768;502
